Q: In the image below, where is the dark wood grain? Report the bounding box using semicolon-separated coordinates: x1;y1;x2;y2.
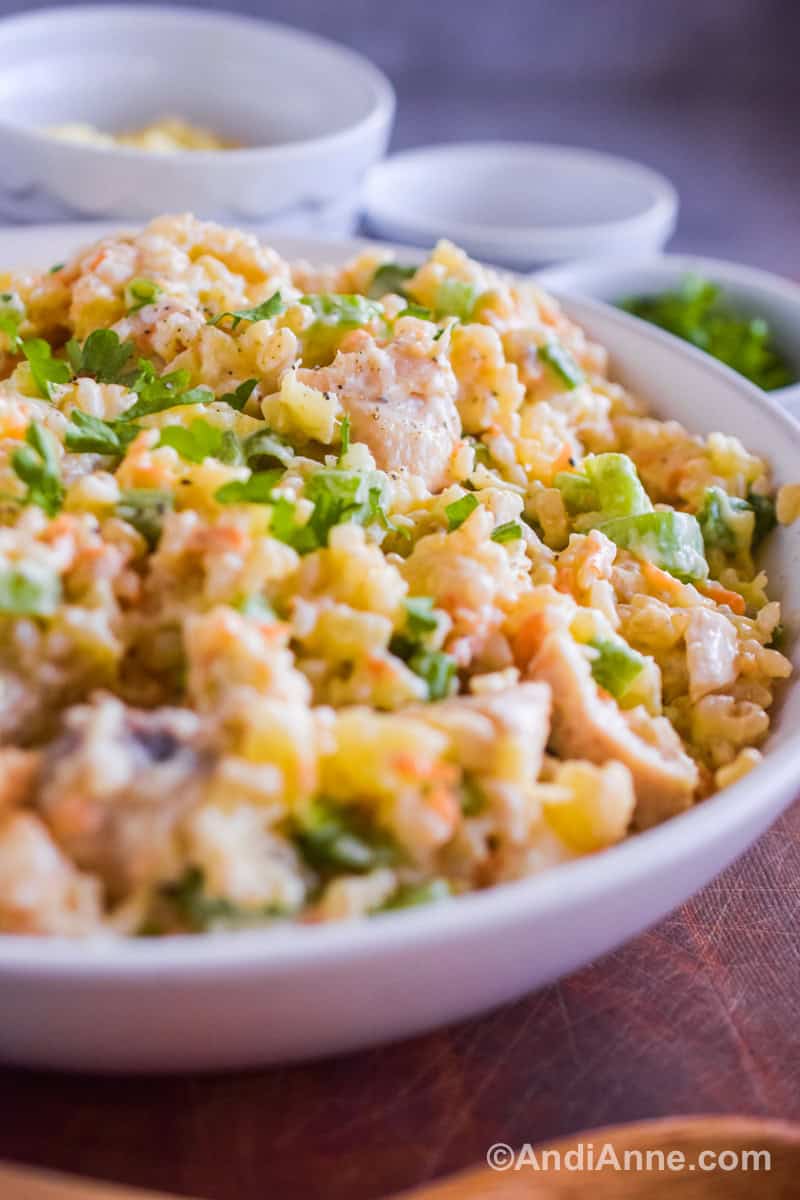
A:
1;796;798;1200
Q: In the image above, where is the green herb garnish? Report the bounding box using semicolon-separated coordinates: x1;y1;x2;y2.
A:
538;341;584;389
0;292;25;352
65;410;140;456
491;521;523;543
208;291;285;330
215;468;284;506
445;492;479;531
22;339;72;399
159;419;242;465
11;422;63;516
367;263;416;300
218;378;257;412
67;329;135;384
407;649;457;701
125;277;162;313
620;276;795;391
296;799;397;874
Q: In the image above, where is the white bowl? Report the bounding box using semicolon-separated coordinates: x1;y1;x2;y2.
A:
0;6;395;232
0;227;798;1074
536;254;800;411
362;142;678;270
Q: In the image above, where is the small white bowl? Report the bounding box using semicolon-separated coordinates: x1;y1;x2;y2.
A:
536;254;800;411
362;141;677;270
0;5;395;231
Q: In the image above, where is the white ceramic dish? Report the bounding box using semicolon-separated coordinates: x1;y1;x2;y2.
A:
0;6;394;232
536;254;800;412
362;142;678;270
0;227;799;1074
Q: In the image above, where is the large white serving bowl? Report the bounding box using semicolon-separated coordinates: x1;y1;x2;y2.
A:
0;6;394;232
0;227;799;1074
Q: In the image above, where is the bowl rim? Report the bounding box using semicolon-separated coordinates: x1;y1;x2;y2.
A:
363;141;678;252
0;245;799;978
0;4;396;164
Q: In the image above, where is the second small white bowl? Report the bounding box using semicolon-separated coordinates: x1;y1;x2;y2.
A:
362;142;678;269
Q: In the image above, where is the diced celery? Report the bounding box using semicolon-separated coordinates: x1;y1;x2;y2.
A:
600;511;709;581
589;637;646;699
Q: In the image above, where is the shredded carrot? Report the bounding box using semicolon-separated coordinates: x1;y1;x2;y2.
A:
698;580;746;615
550;442;573;477
425;785;459;829
513;611;548;664
641;560;684;596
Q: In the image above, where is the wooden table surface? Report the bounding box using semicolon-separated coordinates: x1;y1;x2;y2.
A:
1;794;799;1200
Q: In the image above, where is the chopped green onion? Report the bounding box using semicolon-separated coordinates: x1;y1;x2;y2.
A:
403;596;439;635
407;649;457;700
589;637;647;699
125;277;162;313
0;292;25;352
445;492;479;531
491;520;523;543
11;422;63;516
538;341;584;389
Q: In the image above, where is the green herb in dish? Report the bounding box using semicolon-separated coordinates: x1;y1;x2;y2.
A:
619;276;795;391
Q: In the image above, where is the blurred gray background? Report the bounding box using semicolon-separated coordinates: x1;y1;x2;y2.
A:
4;0;798;271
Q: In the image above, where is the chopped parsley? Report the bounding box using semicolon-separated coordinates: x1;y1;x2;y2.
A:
242;428;295;469
159;419;242;465
367;262;416;300
11;422;63;516
67;329;134;384
22;338;72;399
491;520;523;543
158;866;281;932
0;563;61;617
218;378;257;412
215;468;284;506
65;410;140;456
208;291;284;330
620;276;795;391
123;363;212;420
445;492;479;531
295;799;397;874
124;277;162;313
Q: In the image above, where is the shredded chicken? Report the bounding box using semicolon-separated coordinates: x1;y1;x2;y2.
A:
529;632;698;828
298;321;461;491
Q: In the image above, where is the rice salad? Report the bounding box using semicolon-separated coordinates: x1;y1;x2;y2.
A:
0;214;793;937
